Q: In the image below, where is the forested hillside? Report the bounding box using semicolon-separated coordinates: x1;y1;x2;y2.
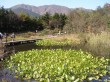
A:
12;7;40;17
64;3;110;33
0;3;110;33
0;7;67;33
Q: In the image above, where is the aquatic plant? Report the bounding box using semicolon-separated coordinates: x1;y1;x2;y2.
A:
3;49;109;81
37;39;73;46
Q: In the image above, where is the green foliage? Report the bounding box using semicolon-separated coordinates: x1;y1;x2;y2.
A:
37;39;73;46
18;12;43;31
41;12;67;30
0;7;43;33
41;12;50;27
0;7;67;33
108;21;110;28
53;13;60;20
3;49;109;81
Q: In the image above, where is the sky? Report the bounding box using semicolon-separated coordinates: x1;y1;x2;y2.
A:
0;0;110;10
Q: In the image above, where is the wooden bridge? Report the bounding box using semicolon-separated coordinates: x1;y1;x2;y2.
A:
0;39;42;59
2;39;42;46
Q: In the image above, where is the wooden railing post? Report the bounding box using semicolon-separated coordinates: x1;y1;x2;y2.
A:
0;40;4;55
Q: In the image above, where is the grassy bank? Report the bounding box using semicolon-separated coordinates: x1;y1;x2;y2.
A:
1;31;110;57
35;31;110;57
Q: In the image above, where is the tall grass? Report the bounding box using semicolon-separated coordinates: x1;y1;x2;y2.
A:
36;32;110;57
78;32;110;57
50;34;80;44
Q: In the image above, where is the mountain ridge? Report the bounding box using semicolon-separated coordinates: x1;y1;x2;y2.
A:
11;4;71;16
10;4;92;16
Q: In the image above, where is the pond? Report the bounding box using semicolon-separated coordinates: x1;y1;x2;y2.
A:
0;43;110;82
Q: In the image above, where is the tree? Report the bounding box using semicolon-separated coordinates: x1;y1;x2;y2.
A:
53;13;60;20
7;10;20;32
19;12;32;31
49;13;67;30
59;14;67;30
0;7;10;32
41;12;50;28
64;4;110;33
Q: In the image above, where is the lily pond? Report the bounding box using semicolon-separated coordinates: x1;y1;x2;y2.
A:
0;39;110;82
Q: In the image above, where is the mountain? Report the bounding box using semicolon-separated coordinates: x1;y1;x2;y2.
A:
36;5;71;15
10;4;71;16
12;7;40;17
10;4;93;17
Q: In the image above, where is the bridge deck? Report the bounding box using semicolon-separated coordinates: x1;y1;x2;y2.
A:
2;39;42;46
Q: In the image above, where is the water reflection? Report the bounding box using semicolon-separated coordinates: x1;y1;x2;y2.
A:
6;43;38;53
5;43;78;54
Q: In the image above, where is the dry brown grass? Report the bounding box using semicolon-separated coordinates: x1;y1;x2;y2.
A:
78;32;110;57
48;32;110;57
50;34;80;44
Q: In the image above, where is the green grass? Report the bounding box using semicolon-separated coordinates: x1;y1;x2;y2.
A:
37;39;73;46
3;49;109;81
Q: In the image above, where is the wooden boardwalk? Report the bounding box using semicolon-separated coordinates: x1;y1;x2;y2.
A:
2;39;42;46
0;39;42;59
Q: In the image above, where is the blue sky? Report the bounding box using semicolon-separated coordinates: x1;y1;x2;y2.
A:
0;0;110;10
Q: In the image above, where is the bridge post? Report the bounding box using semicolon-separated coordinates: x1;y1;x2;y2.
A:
0;40;4;55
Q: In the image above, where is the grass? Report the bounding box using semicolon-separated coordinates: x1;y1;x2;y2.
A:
78;32;110;57
36;34;80;47
36;31;110;57
1;31;110;57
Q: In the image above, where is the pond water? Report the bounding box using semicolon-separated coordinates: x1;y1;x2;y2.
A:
0;43;110;82
0;43;44;82
4;43;74;53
